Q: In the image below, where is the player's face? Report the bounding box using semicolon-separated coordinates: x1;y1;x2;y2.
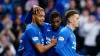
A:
35;11;45;26
51;16;61;31
72;14;79;28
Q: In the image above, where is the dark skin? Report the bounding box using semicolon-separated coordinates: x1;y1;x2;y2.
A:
19;5;57;54
50;16;61;31
32;5;57;53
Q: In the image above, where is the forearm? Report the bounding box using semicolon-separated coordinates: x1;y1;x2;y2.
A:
42;43;54;52
39;37;57;53
8;30;16;41
0;29;6;36
34;37;57;53
34;43;54;53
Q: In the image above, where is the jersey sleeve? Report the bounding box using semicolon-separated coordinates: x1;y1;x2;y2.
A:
56;28;69;48
18;34;24;54
25;28;40;45
55;28;69;56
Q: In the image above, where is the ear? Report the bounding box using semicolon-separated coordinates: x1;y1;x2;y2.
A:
68;17;73;23
32;14;35;19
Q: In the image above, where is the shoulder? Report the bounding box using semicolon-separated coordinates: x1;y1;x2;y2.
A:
60;26;69;34
42;22;51;27
20;33;26;39
59;26;70;38
25;24;37;33
58;27;69;41
41;22;51;30
59;26;64;30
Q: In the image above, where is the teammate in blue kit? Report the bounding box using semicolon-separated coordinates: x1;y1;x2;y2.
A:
18;33;25;56
55;10;79;56
18;5;57;56
41;11;64;56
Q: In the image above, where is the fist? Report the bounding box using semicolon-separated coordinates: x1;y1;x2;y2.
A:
51;36;57;46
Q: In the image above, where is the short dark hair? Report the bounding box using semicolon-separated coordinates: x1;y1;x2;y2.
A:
65;10;78;22
32;6;44;15
50;10;61;21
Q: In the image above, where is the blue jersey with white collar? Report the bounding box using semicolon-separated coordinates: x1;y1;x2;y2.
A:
41;22;63;56
18;23;44;56
55;26;77;56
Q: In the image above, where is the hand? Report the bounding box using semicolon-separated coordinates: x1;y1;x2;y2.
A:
51;36;57;46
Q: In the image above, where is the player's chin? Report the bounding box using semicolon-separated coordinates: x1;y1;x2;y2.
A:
76;25;79;27
53;27;59;31
39;22;43;25
54;27;58;30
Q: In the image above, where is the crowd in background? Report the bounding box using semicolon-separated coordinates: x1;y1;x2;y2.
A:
0;0;100;56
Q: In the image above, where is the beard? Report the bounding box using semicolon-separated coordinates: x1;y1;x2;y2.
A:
52;28;59;31
36;20;43;27
52;26;60;31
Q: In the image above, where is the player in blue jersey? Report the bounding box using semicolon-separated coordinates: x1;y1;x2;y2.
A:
18;5;57;56
41;11;64;56
18;33;25;56
55;10;79;56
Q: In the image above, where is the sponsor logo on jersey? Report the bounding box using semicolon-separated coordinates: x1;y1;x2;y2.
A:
32;37;38;41
59;36;64;41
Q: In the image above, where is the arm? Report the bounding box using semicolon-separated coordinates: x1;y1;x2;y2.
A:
26;28;57;53
0;29;16;42
0;29;6;36
8;30;16;42
55;29;69;56
55;30;69;48
34;37;57;53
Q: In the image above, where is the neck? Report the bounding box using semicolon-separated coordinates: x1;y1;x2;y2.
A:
67;23;75;31
32;21;38;26
32;21;41;27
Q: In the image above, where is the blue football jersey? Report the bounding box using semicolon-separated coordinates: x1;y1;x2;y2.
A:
41;22;63;44
55;26;78;56
18;23;44;56
18;33;25;56
41;22;63;56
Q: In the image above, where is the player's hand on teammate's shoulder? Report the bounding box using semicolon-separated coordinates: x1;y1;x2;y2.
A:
51;36;57;46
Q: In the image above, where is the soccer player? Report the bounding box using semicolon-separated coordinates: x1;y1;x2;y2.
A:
41;11;64;56
18;5;57;56
55;10;79;56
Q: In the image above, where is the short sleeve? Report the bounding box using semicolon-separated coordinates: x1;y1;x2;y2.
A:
25;28;40;44
55;28;69;48
55;28;69;56
18;34;24;53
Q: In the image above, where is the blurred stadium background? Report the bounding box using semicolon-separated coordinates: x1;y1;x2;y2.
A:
0;0;100;56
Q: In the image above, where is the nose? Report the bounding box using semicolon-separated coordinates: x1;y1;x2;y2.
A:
54;23;58;26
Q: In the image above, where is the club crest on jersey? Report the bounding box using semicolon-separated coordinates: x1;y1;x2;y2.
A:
59;36;64;41
32;37;38;41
